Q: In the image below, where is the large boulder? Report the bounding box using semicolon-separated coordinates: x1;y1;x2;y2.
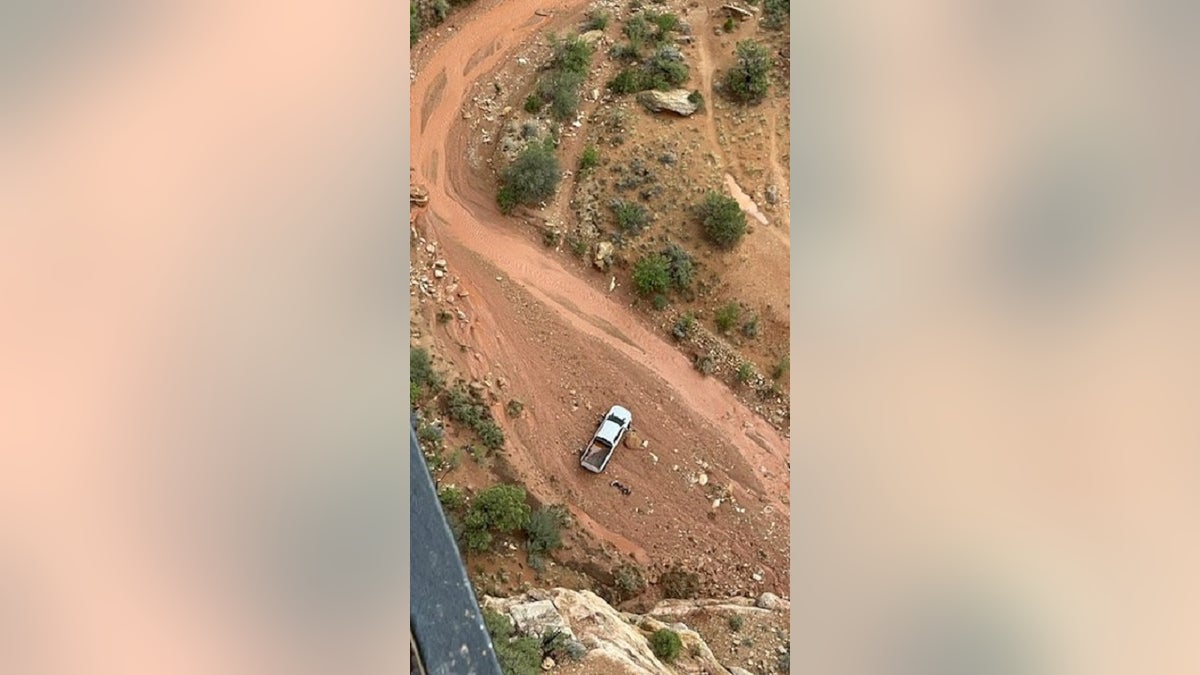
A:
636;89;700;117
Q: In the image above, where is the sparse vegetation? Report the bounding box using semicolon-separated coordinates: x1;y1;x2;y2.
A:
742;314;760;338
672;312;696;341
543;228;561;247
497;139;562;214
611;199;649;234
463;484;531;552
650;628;683;663
438;485;466;510
723;16;735;32
695;351;716;375
615;564;647;595
772;354;789;380
506;399;524;418
607;45;688;94
736;362;754;383
483;609;543;675
579;145;600;171
524;504;569;555
660;567;701;598
722;39;772;104
584;8;610;31
697;191;747;249
660;243;695;291
632;253;671;296
411;347;441;393
728;614;745;631
444;384;505;451
715;301;741;333
762;0;790;31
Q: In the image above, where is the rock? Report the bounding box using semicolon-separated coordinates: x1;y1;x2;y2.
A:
434;269;446;278
425;244;436;254
729;668;755;675
636;89;700;116
751;571;764;582
434;259;447;268
609;276;616;292
755;592;788;611
594;241;615;269
765;184;779;204
698;473;708;486
541;656;555;670
410;184;429;206
624;430;641;449
591;88;600;101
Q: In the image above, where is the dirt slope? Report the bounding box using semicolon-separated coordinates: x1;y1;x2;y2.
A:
411;0;790;594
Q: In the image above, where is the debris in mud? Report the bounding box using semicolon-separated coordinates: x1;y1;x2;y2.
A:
609;480;632;496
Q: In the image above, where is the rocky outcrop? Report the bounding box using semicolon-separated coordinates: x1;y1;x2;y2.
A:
636;89;700;116
482;588;791;675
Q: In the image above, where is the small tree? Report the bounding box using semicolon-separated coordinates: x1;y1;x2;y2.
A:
650;629;682;663
525;505;569;555
722;40;771;104
632;254;671;296
697;191;746;249
499;140;562;212
661;243;694;290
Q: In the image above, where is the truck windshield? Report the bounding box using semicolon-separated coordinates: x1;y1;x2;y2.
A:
606;414;624;424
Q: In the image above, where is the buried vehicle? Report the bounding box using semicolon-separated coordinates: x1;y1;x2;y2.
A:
580;405;632;473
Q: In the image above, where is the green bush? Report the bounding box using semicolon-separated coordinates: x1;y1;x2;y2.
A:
671;312;696;341
772;354;789;380
410;2;422;44
585;9;610;31
645;10;680;36
742;315;760;338
661;243;694;290
715;301;740;333
463;484;531;552
499;140;562;210
432;0;450;22
608;68;647;94
483;610;544;675
549;33;595;75
524;94;544;113
506;399;524;418
524;505;568;554
438;486;466;510
579;145;600;171
736;362;754;383
723;16;735;32
444;385;505;451
728;614;745;631
610;42;641;61
410;381;422;407
645;46;689;89
722;40;771;104
611;199;649;234
411;347;439;389
697;191;746;249
632;254;671;296
624;14;651;46
763;0;789;30
650;629;682;662
652;294;668;310
615;564;647;594
538;69;586;121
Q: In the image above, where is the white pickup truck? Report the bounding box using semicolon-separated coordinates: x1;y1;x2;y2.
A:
579;405;632;473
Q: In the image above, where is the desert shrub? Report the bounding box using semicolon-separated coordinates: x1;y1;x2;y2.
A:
645;10;680;35
736;362;754;383
697;191;746;249
763;0;789;30
549;33;595;75
611;199;649;234
524;93;544;113
661;243;694;290
608;68;647;94
695;352;716;375
524;505;569;554
417;421;444;447
432;0;450;22
772;354;789;380
723;16;735;32
483;610;543;675
649;629;682;662
660;567;701;598
610;42;641;61
438;485;466;510
579;145;600;171
615;564;647;594
538;69;586;121
411;347;439;389
444;385;505;451
632;254;671;296
687;89;704;110
585;9;610;31
506;399;524;418
644;45;689;88
714;301;741;333
437;309;453;324
543;228;560;247
651;294;668;310
624;14;651;46
498;140;562;210
463;484;531;551
728;614;745;631
410;2;422;44
410;381;422;407
722;40;771;104
568;234;588;256
671;312;696;341
741;315;760;338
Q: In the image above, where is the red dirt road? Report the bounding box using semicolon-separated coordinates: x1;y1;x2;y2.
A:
411;0;790;594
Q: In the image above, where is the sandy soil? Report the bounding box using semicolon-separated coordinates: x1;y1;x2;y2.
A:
411;0;790;596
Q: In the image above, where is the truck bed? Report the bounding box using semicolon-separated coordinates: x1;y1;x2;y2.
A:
580;438;614;472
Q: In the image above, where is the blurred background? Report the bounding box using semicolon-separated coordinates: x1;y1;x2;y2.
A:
789;1;1200;674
